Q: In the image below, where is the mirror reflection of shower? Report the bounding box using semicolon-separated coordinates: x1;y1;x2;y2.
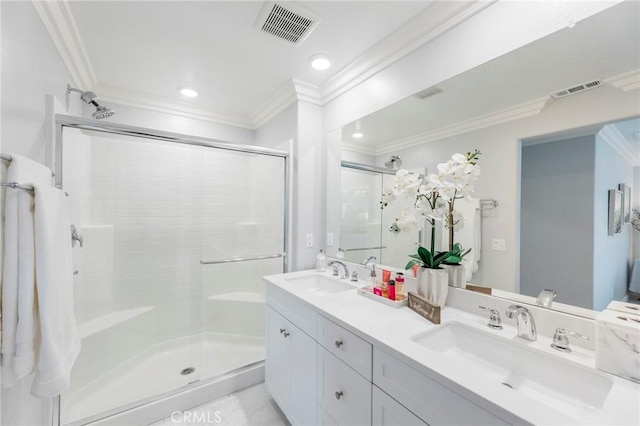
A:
67;84;115;119
384;155;402;170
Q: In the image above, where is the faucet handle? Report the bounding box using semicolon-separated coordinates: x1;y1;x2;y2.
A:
350;271;359;282
551;328;589;353
331;264;339;276
478;305;503;330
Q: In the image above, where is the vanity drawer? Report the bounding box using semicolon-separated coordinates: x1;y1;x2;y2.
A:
317;346;372;426
317;315;372;380
373;348;509;426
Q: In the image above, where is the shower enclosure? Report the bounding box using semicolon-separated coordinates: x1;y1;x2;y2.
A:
340;161;418;267
54;116;289;425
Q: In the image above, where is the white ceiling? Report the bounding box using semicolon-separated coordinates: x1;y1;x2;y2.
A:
342;0;640;153
64;1;437;124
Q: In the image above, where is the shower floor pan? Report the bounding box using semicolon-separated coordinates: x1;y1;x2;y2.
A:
61;333;264;425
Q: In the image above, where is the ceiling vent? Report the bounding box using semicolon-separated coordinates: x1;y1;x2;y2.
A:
414;86;443;100
551;79;602;99
255;2;320;46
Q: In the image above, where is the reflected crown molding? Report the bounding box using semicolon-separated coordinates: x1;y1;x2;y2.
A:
606;69;640;92
598;123;640;167
343;97;550;156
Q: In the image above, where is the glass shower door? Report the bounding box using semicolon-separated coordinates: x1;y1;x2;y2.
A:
196;149;285;381
60;128;201;423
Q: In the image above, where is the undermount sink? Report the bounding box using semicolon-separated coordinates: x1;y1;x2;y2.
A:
411;322;613;415
285;273;357;296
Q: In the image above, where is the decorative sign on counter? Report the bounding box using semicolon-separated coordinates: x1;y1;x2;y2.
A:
407;291;441;324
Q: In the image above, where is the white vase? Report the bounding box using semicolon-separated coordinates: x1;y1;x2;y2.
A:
417;267;449;307
442;264;466;288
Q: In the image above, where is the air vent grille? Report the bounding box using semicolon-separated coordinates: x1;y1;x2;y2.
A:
551;79;602;99
255;2;320;46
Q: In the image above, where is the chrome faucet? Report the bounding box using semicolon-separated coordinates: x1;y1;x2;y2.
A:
328;260;349;279
505;305;537;341
362;256;377;266
536;289;557;308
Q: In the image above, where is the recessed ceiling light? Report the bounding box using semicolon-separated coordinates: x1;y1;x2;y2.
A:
310;55;331;71
352;131;364;139
180;87;198;98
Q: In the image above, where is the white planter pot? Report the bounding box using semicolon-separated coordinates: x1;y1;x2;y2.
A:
417;267;449;307
442;264;466;288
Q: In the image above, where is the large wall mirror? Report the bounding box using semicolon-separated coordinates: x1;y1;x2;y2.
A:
327;1;640;315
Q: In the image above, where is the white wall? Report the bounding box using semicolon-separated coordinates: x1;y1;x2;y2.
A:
0;2;80;424
255;101;325;271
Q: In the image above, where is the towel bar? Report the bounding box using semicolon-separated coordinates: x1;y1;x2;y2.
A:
0;181;34;192
200;253;283;265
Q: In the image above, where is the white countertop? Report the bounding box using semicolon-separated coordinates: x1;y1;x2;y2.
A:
264;269;640;426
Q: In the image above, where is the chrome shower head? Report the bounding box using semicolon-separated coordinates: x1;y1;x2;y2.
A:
384;155;402;169
92;105;115;119
67;84;115;119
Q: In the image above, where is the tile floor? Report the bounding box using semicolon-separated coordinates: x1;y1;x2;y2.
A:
152;382;290;426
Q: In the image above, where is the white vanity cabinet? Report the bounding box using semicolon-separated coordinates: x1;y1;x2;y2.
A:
265;306;316;426
266;277;512;426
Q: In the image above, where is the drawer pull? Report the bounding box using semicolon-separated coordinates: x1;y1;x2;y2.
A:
335;339;344;348
335;390;343;400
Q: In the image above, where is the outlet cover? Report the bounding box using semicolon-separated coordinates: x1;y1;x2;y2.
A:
327;232;334;247
306;233;314;248
491;239;506;251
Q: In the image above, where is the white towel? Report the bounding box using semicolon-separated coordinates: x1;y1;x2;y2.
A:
441;197;481;281
31;183;80;398
1;154;51;388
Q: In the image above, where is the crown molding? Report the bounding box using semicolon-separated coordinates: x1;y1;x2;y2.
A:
375;97;549;156
251;79;322;129
319;1;496;104
341;142;377;156
34;0;494;131
606;69;640;91
95;84;253;129
598;123;640;167
32;0;96;89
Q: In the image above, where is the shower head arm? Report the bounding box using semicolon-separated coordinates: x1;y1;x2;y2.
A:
67;84;84;94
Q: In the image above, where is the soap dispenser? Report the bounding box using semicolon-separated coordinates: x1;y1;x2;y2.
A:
316;249;326;272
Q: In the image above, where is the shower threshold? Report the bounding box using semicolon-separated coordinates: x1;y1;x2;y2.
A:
60;333;264;425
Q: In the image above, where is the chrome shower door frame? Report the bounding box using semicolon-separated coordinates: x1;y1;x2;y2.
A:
52;114;292;425
54;114;291;272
